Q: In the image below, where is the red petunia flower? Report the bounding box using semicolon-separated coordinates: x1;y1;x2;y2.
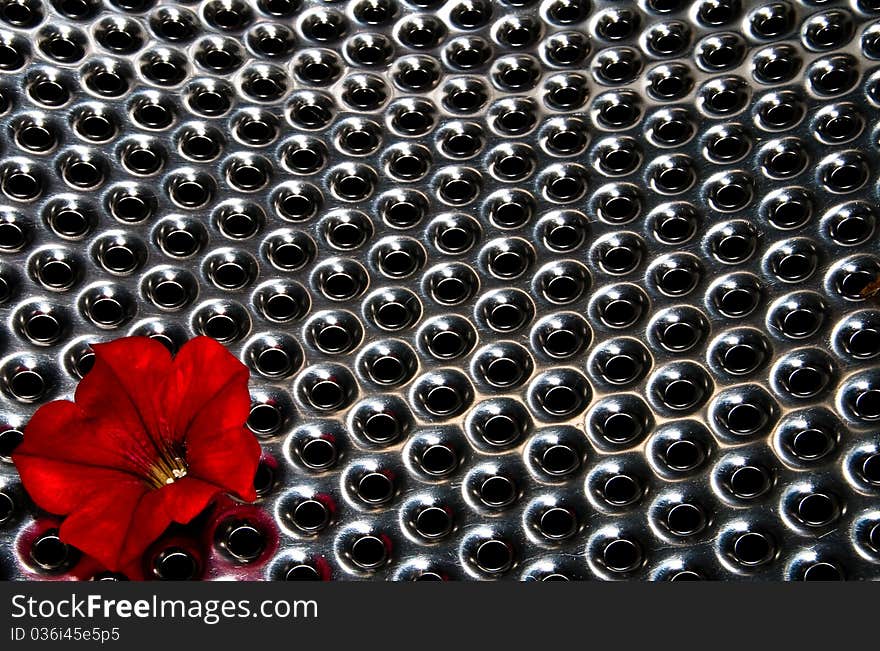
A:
12;336;261;573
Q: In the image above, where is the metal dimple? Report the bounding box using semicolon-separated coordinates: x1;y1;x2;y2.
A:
0;0;879;581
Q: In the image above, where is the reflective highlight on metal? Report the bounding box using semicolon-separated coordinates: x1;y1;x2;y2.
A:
0;0;879;581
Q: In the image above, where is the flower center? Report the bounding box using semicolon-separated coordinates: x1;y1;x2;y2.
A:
147;452;188;489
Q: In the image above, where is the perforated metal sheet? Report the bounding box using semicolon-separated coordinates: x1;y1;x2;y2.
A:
0;0;879;581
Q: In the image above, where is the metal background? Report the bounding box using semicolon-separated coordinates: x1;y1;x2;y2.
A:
0;0;879;581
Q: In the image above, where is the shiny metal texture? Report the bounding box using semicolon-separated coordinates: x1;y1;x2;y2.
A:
0;0;880;581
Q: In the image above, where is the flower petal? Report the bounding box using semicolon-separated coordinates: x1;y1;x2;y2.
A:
75;337;173;438
186;426;261;502
158;476;225;524
162;337;251;441
58;480;165;573
13;400;145;515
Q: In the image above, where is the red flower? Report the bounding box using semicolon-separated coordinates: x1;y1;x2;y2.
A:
12;336;261;573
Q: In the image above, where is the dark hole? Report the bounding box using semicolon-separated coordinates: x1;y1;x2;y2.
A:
663;379;697;408
482;414;519;445
480;475;515;506
655;120;690;143
714;184;747;208
285;564;321;581
670;570;702;581
66;160;102;187
173;180;210;206
102;245;135;273
603;355;637;383
225;523;265;561
425;385;461;414
272;242;306;269
602;299;636;326
213;261;247;289
18;125;54;151
729;466;768;497
31;261;65;290
0;492;13;522
660;268;695;294
662;322;697;350
603;149;636;172
726;403;763;433
114;195;149;222
75;352;94;377
380;250;414;276
280;194;314;219
52;209;88;237
4;172;40;199
834;216;871;244
376;302;410;328
485;357;521;385
603;474;639;504
256;348;290;376
723;344;757;373
421;444;456;475
665;440;701;470
861;453;880;483
782;309;818;337
33;80;69;105
292;499;329;530
89;271;124;306
265;293;299;320
666;503;705;535
848;329;880;357
31;531;72;570
0;429;23;459
154;547;198;580
797;493;835;525
316;325;351;353
357;473;394;504
787;367;824;396
790;428;830;460
733;532;771;565
603;412;640;442
126;149;159;174
164;230;198;257
869;523;880;551
777;254;811;280
309;380;343;409
720;288;757;315
539;507;576;538
26;314;61;342
475;540;512;572
422;333;462;368
351;535;386;567
539;444;577;475
543;385;578;414
370;356;404;384
247;403;281;434
324;273;358;299
603;247;637;273
544;329;578;357
136;104;172;129
363;412;399;442
657;168;691;192
11;369;44;399
253;461;274;495
803;562;843;581
433;277;467;303
491;251;526;278
717;235;752;261
415;507;451;538
300;438;336;469
442;179;476;202
603;539;640;571
288;148;321;172
657;215;694;242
